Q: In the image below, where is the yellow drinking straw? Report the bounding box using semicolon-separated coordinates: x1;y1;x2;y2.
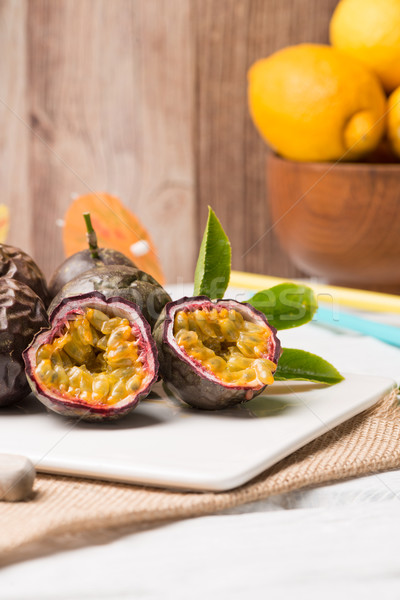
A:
230;270;400;314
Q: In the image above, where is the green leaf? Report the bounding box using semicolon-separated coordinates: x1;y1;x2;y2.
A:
274;348;344;385
248;283;318;330
194;207;231;299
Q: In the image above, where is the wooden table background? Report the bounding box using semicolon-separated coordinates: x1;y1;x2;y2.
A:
0;0;338;283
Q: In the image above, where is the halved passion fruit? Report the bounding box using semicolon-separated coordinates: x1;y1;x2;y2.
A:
23;292;158;420
154;296;281;410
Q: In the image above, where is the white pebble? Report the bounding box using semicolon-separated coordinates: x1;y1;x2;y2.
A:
0;454;36;502
130;240;150;257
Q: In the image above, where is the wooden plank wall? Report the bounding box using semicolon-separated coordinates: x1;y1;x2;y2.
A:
0;0;337;283
193;0;338;278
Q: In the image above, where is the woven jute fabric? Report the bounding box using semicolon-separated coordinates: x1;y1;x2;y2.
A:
0;390;398;561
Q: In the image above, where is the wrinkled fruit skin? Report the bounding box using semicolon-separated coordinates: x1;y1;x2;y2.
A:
0;244;49;306
48;248;137;298
0;278;48;407
153;296;281;410
23;292;159;421
48;265;171;329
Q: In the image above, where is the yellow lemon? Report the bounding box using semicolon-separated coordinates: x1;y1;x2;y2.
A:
330;0;400;93
248;44;386;162
387;85;400;157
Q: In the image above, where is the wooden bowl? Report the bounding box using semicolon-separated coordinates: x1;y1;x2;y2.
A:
266;152;400;292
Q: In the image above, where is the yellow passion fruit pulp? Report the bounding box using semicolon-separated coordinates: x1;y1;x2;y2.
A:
24;293;158;420
174;307;276;388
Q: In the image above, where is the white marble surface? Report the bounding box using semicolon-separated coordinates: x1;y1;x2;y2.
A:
1;285;400;599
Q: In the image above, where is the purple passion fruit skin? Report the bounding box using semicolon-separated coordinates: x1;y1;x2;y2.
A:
153;296;281;410
48;248;137;299
23;292;159;421
0;278;48;407
0;244;49;306
48;265;171;329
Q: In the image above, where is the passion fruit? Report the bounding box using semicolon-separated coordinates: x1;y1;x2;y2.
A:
153;296;281;410
48;213;136;298
23;292;158;421
48;265;171;329
0;278;48;407
0;244;49;306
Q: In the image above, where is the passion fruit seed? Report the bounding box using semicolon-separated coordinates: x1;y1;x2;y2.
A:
34;308;146;406
110;380;127;401
225;354;253;370
126;374;142;392
101;317;129;335
92;374;110;401
219;318;239;341
108;324;132;346
173;307;276;387
96;335;109;351
86;308;110;330
254;359;275;385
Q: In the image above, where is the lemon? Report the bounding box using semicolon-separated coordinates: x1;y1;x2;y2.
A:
387;86;400;158
330;0;400;93
248;44;386;162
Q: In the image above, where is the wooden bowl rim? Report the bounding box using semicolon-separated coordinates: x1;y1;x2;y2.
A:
266;152;400;173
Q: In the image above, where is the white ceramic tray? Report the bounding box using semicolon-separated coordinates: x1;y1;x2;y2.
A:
0;373;394;491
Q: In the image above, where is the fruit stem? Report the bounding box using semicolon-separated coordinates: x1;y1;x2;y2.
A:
83;212;99;259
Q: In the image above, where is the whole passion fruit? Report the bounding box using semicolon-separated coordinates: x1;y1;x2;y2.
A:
49;265;171;329
48;213;136;298
23;292;158;421
0;244;49;306
0;278;48;407
49;249;136;299
154;296;281;410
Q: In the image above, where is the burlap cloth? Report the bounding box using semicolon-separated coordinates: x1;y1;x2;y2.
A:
0;389;399;562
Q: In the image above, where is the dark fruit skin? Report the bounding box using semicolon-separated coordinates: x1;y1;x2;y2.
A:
0;244;49;306
0;278;48;407
153;296;281;410
48;265;171;329
48;248;137;298
23;292;159;421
